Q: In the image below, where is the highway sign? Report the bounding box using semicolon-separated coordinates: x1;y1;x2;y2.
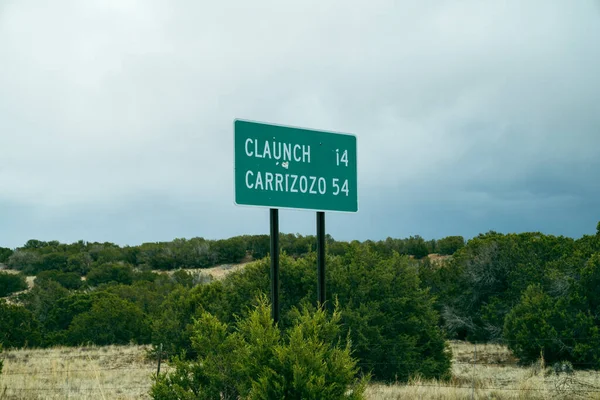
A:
234;119;358;212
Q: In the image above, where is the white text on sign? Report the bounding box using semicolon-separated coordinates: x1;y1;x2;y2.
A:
245;139;311;164
245;171;349;196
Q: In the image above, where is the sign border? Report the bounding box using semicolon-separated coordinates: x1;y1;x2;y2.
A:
233;118;359;213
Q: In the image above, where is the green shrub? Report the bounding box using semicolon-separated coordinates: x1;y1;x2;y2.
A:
150;281;229;360
38;252;69;272
437;232;577;342
0;272;28;297
503;284;600;367
67;294;150;346
20;280;69;335
86;263;134;286
133;270;160;283
330;248;452;382
65;253;93;275
436;236;465;255
43;291;98;343
35;270;82;290
579;254;600;314
151;295;368;400
6;250;41;275
0;247;13;263
0;300;42;348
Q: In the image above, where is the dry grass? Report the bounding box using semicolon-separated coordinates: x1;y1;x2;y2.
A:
0;344;172;399
2;341;600;399
426;253;452;266
201;262;250;280
366;341;600;399
152;262;251;281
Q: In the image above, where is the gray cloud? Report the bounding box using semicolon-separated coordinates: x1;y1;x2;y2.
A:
1;0;599;248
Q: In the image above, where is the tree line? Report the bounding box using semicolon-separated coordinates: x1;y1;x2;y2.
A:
0;233;464;278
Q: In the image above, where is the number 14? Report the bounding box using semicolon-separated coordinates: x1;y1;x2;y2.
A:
336;149;348;167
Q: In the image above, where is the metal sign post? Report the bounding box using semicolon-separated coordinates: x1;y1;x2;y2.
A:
317;211;326;309
270;208;280;323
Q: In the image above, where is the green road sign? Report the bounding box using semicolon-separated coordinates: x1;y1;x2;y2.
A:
234;119;358;212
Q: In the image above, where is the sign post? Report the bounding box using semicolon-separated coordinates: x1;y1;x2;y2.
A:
317;211;326;309
234;119;358;321
269;208;280;323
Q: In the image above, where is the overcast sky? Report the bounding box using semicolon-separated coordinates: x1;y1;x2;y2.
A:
1;0;599;249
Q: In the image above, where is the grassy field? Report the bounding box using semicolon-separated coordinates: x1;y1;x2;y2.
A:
2;341;600;399
366;341;600;399
0;344;170;399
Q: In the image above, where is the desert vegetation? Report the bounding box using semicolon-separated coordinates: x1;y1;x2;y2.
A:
1;222;600;398
152;295;369;399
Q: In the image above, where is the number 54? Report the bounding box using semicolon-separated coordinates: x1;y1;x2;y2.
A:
332;178;349;196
